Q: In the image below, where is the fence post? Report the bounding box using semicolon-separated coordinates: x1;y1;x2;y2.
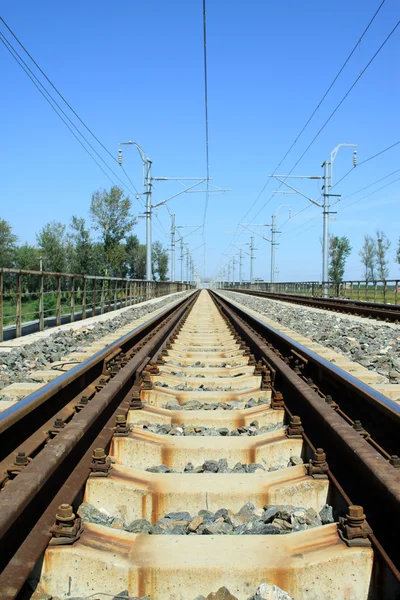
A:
395;281;399;306
125;280;129;307
56;275;61;327
114;280;118;311
70;277;75;323
92;279;96;316
0;272;3;342
108;280;112;312
16;273;22;338
37;272;44;331
82;278;87;320
100;278;105;314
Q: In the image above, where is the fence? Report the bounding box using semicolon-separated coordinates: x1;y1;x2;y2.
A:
0;268;193;341
220;279;400;305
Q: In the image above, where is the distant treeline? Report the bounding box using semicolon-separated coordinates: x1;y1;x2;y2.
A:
0;186;169;284
329;231;399;283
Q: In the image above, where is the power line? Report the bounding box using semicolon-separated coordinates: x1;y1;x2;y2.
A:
1;16;121;168
282;168;400;240
224;0;389;243
0;35;117;186
331;139;400;190
201;0;210;230
250;17;400;228
0;21;141;201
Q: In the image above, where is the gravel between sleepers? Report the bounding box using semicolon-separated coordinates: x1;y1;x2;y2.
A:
221;291;400;383
0;292;190;394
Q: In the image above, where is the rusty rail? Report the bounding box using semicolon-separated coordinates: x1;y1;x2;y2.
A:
0;267;194;342
223;288;400;322
0;291;199;595
211;290;400;578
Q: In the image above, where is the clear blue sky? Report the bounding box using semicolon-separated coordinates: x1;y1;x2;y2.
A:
1;1;399;281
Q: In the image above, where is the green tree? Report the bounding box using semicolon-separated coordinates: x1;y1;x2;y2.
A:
125;235;141;278
0;219;17;267
70;216;95;275
90;186;136;275
14;243;40;271
36;221;68;273
375;230;391;280
397;238;400;266
359;234;376;281
152;241;169;281
328;236;351;284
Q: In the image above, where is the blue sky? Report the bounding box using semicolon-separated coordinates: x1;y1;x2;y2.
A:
1;1;399;281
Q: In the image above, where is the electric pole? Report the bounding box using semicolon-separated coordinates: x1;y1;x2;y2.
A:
269;143;357;297
250;236;255;284
170;212;176;282
179;238;184;283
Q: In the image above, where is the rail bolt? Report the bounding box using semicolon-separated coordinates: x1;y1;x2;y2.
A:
50;503;83;545
14;452;29;466
353;420;369;437
389;455;400;469
114;414;130;436
90;448;112;476
286;415;304;438
338;504;372;546
271;390;284;410
308;447;329;478
130;390;144;410
93;448;107;462
325;395;338;409
56;504;76;524
54;417;65;429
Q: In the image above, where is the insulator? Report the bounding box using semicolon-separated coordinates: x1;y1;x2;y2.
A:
353;150;357;167
118;149;123;165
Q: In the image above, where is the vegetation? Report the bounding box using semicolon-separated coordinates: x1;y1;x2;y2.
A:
0;185;169;281
328;236;351;284
359;234;376;282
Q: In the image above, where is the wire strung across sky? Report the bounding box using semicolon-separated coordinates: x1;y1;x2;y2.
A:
218;0;390;272
0;18;145;206
201;0;211;277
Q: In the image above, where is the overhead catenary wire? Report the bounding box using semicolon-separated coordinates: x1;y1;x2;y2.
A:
330;139;400;191
1;16;122;168
281;169;400;240
0;35;116;187
220;0;389;260
0;22;141;202
250;17;400;227
201;0;210;231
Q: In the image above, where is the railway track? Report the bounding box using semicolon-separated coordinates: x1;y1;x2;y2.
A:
0;290;399;600
226;288;400;323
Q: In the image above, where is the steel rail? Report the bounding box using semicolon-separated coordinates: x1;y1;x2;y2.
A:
215;291;400;455
210;290;400;576
0;292;196;466
0;291;199;597
226;288;400;322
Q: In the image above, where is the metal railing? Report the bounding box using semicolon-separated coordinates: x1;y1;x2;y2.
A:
219;279;400;305
0;268;194;341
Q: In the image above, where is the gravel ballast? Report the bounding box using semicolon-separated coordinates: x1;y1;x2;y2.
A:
221;291;400;383
134;421;283;436
145;456;302;473
0;292;190;394
163;398;269;411
78;500;333;536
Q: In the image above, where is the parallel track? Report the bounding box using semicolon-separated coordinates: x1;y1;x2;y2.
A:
226;288;400;322
0;290;399;600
